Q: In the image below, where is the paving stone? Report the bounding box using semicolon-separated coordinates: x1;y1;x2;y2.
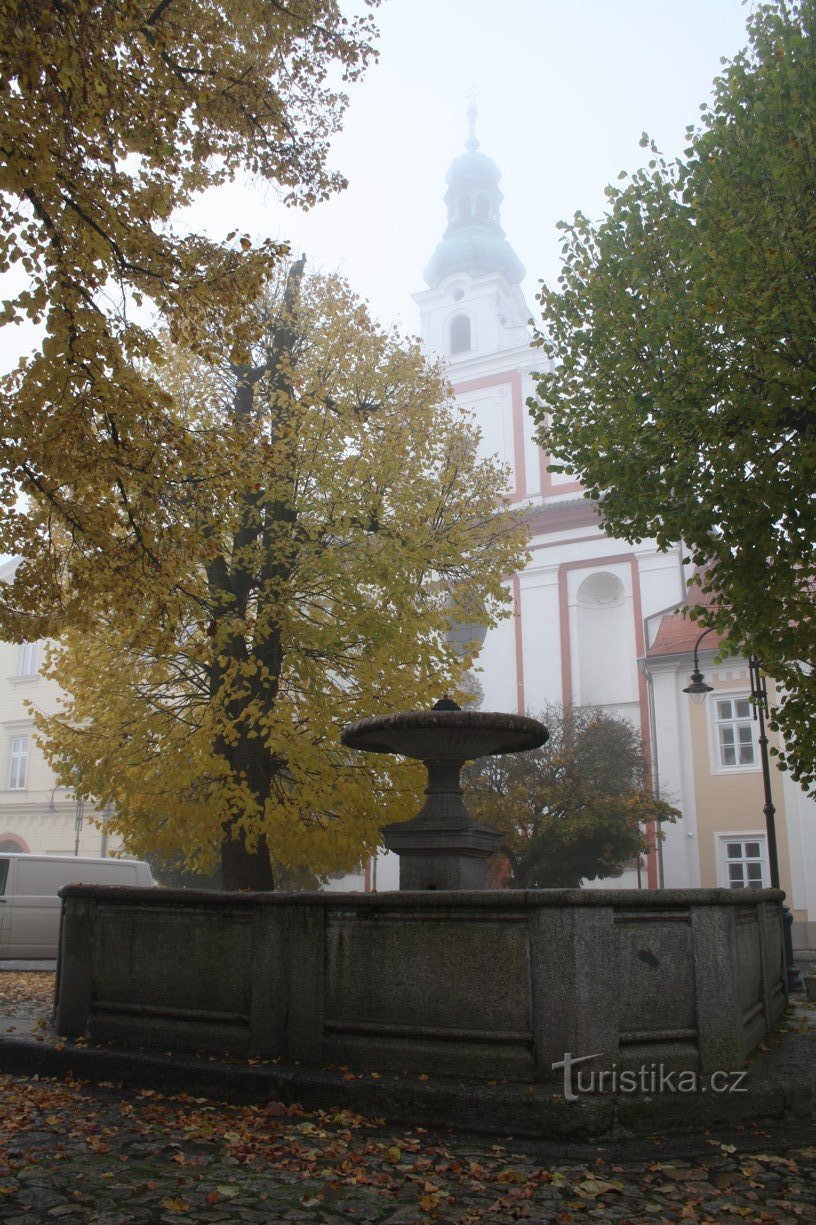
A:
2;974;816;1225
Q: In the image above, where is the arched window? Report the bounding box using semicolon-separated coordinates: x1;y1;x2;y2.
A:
0;834;28;853
475;194;491;219
449;314;471;355
445;617;488;658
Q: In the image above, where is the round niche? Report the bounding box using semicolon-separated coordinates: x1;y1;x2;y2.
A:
577;572;625;607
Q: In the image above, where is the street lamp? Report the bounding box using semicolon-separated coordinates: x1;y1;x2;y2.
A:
684;630;803;992
682;627;716;705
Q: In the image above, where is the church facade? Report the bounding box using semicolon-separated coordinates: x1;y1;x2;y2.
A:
1;115;813;935
329;114;816;919
410;113;689;890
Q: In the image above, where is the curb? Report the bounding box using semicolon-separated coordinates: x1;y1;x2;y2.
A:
1;1028;814;1144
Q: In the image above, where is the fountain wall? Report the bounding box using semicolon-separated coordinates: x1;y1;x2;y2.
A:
55;886;787;1080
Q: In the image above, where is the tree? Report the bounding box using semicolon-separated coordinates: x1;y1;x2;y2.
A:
145;852;321;892
462;706;677;889
531;0;816;786
35;264;527;890
0;0;378;639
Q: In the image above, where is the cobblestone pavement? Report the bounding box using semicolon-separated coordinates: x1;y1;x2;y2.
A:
1;975;815;1224
0;972;53;1036
2;1071;816;1224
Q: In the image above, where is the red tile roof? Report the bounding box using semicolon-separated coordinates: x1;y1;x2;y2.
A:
647;614;722;658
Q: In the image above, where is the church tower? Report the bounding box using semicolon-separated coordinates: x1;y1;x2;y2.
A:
415;114;689;888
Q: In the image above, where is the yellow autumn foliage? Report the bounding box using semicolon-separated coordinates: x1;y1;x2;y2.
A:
35;267;528;886
0;0;378;638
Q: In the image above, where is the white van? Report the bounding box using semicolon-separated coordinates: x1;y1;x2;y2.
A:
0;853;154;959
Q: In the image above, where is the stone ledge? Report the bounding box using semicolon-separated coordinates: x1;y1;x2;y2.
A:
0;1003;813;1145
58;885;787;909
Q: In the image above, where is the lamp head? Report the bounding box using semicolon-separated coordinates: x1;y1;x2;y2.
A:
683;669;714;705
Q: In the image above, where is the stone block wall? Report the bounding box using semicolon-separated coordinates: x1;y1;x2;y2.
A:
55;888;787;1081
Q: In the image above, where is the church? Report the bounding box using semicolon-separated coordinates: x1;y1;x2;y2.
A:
1;114;815;946
331;112;816;944
409;109;688;892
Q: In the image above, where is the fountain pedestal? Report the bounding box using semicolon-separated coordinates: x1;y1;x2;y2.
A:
380;754;504;889
341;699;547;890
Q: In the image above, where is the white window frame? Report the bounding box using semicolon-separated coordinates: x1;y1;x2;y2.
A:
715;832;768;890
709;690;759;774
7;735;29;791
17;642;38;678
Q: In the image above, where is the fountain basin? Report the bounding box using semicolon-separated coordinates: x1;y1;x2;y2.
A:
342;703;547;889
56;885;788;1084
341;709;547;763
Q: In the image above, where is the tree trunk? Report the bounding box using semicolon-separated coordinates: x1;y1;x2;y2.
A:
209;261;306;894
220;826;275;891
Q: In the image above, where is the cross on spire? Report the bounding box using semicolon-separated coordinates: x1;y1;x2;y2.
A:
466;80;480;152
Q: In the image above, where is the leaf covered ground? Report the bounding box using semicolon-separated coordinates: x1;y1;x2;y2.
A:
0;971;54;1010
0;974;814;1222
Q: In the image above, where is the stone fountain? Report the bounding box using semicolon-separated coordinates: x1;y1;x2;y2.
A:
341;697;547;890
54;697;789;1115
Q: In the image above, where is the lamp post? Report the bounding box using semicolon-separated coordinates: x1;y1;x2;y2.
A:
683;631;803;992
73;795;84;858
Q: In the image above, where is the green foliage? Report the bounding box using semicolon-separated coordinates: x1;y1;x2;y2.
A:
462;705;677;889
531;0;816;786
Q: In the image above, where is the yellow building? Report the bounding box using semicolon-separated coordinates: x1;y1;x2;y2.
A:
643;608;816;951
0;560;117;858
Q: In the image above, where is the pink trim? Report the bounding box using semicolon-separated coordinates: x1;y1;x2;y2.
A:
627;569;658;887
529;532;606;553
538;449;583;499
527;390;583;498
512;573;526;714
558;566;572;709
557;554;658;888
526;500;600;536
0;832;29;852
453;372;527;500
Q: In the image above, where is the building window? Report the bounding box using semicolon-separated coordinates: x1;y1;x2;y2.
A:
722;837;765;889
17;643;38;677
8;736;29;790
714;696;756;768
449;315;471;355
0;836;27;853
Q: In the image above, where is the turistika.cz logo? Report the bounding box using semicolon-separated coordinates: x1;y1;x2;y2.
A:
551;1052;749;1102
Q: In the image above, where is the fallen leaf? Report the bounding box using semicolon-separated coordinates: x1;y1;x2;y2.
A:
573;1178;623;1198
161;1198;190;1213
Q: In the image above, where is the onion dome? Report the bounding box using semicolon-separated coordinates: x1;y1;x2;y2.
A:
423;105;525;289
